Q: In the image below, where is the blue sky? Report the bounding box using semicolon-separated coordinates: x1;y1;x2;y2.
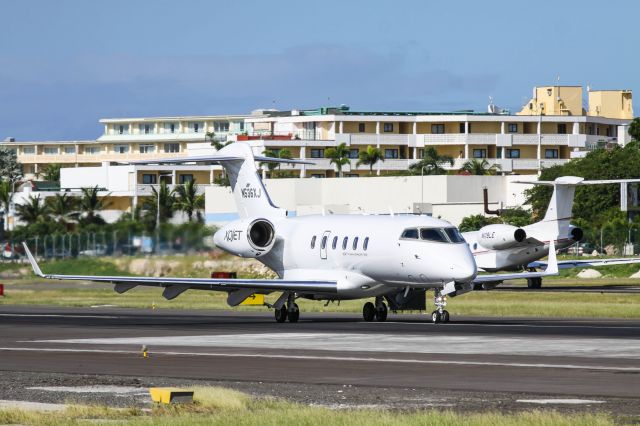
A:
0;0;637;140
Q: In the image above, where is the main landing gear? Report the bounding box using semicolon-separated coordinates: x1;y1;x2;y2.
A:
527;277;542;289
362;297;388;322
274;293;300;323
431;289;450;324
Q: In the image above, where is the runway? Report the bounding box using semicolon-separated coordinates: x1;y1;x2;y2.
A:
0;305;639;414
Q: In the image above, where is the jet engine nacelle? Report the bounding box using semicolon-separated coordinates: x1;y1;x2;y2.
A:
569;226;583;242
213;218;276;258
477;224;527;250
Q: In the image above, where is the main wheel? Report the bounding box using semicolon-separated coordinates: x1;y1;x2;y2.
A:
375;302;388;322
274;306;288;323
288;303;300;323
431;310;441;323
527;277;542;289
363;302;376;322
441;310;450;323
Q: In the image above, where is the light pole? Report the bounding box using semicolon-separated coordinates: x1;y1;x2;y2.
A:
156;184;161;252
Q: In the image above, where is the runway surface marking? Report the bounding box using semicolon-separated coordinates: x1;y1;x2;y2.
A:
28;386;148;395
0;314;120;319
2;347;638;372
377;321;640;330
33;333;640;359
516;399;605;404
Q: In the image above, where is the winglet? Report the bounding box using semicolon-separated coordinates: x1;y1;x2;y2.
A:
545;240;558;275
22;242;44;277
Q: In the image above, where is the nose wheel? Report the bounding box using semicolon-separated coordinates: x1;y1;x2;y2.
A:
431;289;450;323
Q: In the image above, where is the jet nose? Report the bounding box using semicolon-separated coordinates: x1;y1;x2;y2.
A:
450;258;477;283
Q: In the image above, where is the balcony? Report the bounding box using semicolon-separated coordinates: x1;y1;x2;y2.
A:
135;184;209;196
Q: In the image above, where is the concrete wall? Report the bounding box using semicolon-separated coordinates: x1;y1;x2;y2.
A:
204;175;536;226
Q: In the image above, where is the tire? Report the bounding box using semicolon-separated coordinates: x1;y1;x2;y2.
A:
527;278;542;289
363;302;376;322
431;311;441;323
288;303;300;323
274;306;288;323
375;302;388;322
441;310;450;323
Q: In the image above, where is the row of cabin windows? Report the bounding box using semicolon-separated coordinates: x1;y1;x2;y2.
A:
311;235;370;251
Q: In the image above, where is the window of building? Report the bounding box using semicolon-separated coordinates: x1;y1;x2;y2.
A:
139;144;155;154
179;174;193;184
239;121;245;132
383;123;393;132
310;149;324;158
342;236;348;250
473;149;487;158
385;149;399;159
139;124;152;134
214;122;230;132
332;236;338;250
347;148;359;159
6;148;16;154
431;124;445;134
114;145;129;154
557;123;567;134
164;143;180;153
358;123;365;133
352;237;359;250
43;147;58;155
164;123;177;133
142;174;157;184
84;146;100;155
363;237;369;251
63;146;76;154
545;149;559;159
507;148;520;158
345;173;359;177
458;123;469;133
22;146;35;154
311;174;325;178
310;236;316;249
508;123;518;133
401;228;419;239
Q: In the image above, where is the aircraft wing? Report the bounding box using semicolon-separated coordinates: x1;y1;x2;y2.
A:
22;243;337;301
473;241;559;283
529;257;640;270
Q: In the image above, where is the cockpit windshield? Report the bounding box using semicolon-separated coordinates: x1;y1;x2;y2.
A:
401;227;465;244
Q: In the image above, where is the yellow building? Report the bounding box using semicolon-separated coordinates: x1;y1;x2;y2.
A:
588;90;633;119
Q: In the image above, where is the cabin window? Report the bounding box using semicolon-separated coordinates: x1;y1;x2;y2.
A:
321;235;327;250
352;237;359;250
332;236;338;249
342;237;348;250
363;237;369;251
444;228;465;243
310;236;316;249
420;228;448;243
401;228;419;239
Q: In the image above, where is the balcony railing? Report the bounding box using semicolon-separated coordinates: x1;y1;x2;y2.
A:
135;184;209;196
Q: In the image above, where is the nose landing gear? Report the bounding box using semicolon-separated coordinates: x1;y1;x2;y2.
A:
431;289;450;323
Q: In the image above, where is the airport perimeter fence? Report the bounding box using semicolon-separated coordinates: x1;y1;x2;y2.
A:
2;227;215;261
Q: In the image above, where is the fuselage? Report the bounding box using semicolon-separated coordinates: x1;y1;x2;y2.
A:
215;214;477;299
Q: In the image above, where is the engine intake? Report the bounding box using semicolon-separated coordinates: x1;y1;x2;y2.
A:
570;226;583;242
477;224;527;250
248;219;275;249
214;218;277;258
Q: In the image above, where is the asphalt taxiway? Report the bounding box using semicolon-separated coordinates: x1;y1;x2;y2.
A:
0;305;638;415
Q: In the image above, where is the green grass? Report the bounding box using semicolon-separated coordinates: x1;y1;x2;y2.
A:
0;386;616;426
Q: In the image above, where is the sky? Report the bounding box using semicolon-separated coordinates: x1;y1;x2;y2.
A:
0;0;638;141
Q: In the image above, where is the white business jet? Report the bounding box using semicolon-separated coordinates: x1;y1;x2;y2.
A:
23;143;558;323
464;176;640;288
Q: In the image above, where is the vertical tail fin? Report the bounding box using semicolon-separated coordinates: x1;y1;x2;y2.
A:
542;176;584;223
216;143;286;219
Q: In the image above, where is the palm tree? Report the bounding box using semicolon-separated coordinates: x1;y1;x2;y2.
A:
460;159;501;175
42;164;61;183
409;147;454;175
261;149;280;172
206;132;232;151
325;143;351;177
15;195;48;225
144;181;176;226
47;193;78;224
356;145;385;174
78;186;108;225
175;179;204;222
0;180;12;231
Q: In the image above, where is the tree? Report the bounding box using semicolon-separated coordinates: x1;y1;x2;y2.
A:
629;117;640;142
144;181;175;227
0;146;22;184
356;145;384;174
0;180;12;232
175;179;205;222
77;186;108;225
409;147;453;175
325;143;351;177
458;214;502;232
261;149;280;172
500;207;533;227
47;193;77;225
206;132;232;151
42;163;62;183
15;195;48;225
460;158;500;176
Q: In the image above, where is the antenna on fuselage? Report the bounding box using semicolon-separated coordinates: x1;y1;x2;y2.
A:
388;206;395;217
